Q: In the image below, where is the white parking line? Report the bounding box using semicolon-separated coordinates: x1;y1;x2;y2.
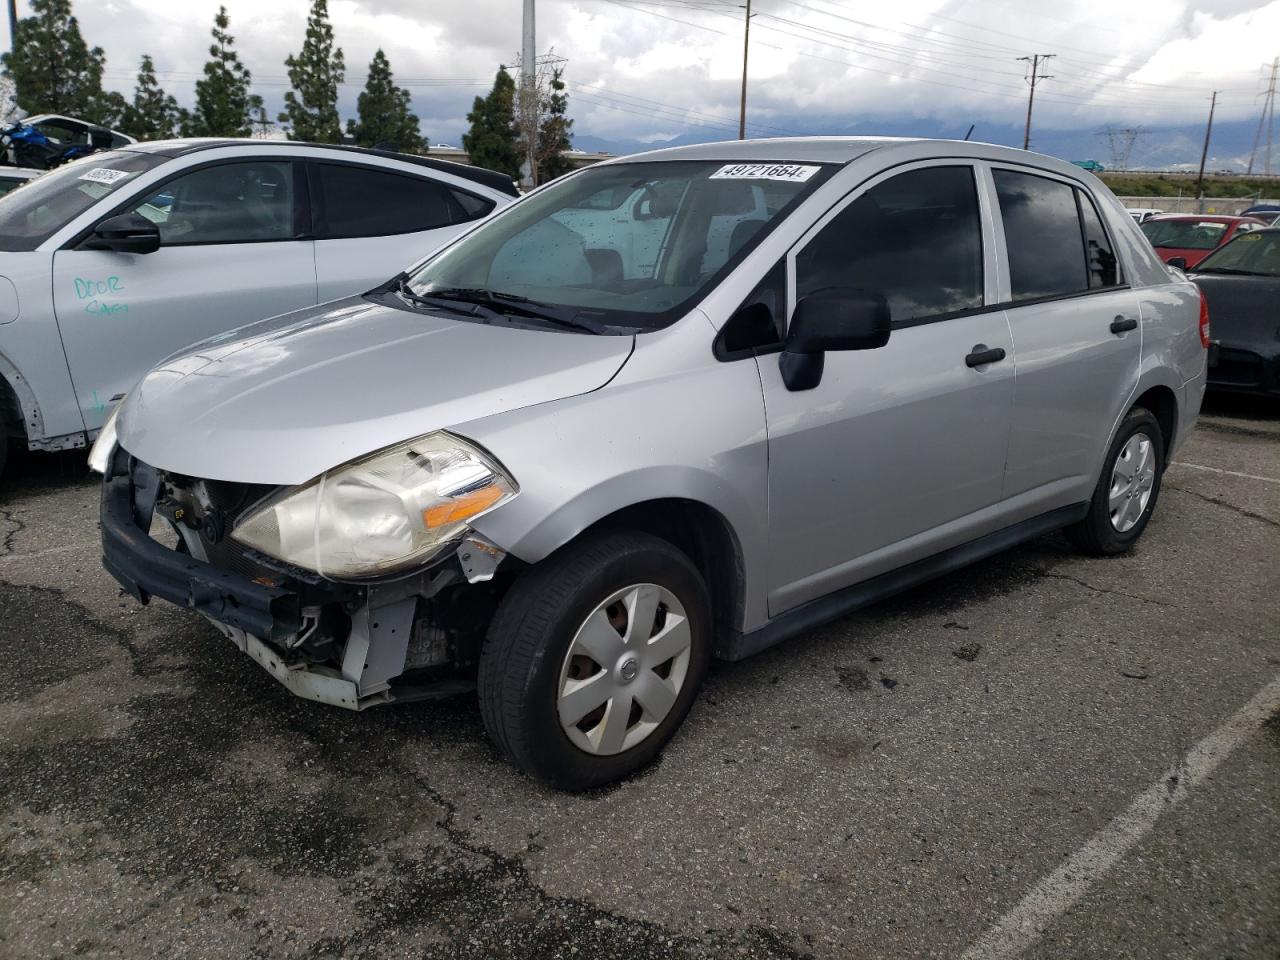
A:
960;674;1280;960
1172;461;1280;485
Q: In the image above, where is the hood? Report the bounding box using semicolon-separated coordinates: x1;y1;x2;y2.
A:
1191;273;1280;348
117;296;634;485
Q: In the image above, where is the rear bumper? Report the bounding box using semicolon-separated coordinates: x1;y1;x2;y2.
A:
1206;342;1280;396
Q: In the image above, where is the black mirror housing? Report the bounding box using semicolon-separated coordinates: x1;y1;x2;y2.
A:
779;288;891;391
1167;256;1187;271
84;213;161;255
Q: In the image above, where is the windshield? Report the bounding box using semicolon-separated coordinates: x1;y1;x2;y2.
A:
1140;218;1228;250
403;159;833;330
0;150;164;252
1194;230;1280;277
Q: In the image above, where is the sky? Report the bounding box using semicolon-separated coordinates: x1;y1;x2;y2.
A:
1;0;1277;149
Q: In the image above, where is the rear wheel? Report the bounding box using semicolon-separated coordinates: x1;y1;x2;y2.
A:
1066;407;1165;556
478;530;711;790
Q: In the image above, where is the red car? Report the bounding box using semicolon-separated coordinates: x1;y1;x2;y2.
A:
1139;214;1269;269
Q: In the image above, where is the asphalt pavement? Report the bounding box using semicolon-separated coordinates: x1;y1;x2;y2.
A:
1;393;1277;960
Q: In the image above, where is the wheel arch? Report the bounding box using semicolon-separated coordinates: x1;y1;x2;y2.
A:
0;352;40;443
1132;383;1179;458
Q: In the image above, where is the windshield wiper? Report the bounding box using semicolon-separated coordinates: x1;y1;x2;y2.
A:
1195;266;1269;276
395;278;503;321
421;287;605;334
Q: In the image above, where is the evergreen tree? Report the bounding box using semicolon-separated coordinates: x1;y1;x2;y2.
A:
121;55;188;141
190;6;262;137
347;49;423;152
463;68;520;180
535;67;574;183
280;0;344;142
1;0;114;123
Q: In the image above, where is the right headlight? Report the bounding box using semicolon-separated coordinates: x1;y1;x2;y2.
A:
232;432;517;579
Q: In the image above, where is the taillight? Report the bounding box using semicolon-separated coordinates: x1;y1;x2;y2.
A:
1198;288;1211;348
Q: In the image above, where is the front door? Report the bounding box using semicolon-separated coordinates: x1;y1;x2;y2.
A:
52;158;316;430
759;162;1016;616
990;168;1142;507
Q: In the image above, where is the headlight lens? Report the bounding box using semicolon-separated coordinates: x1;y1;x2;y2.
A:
231;432;517;579
87;404;121;474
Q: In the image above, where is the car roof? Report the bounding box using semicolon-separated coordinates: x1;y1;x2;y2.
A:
119;138;520;197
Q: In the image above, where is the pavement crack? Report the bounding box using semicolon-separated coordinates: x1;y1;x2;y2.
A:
1037;571;1176;608
0;508;27;556
1167;483;1280;530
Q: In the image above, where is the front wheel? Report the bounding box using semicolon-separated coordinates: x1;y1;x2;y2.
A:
1066;406;1165;556
478;530;711;790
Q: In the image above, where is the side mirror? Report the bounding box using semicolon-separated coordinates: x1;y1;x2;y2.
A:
84;213;161;255
779;288;891;391
1167;256;1187;271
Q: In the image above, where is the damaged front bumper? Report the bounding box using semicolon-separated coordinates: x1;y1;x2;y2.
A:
100;453;503;710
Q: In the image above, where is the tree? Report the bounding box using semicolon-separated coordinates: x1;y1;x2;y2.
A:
120;55;188;141
279;0;344;143
463;68;520;180
1;0;116;123
189;6;262;138
347;49;423;152
535;67;574;183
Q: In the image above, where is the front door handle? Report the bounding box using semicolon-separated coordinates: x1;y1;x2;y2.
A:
965;345;1006;368
1110;316;1138;334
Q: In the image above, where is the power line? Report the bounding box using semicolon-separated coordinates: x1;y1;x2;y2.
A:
1247;57;1278;176
1018;53;1054;150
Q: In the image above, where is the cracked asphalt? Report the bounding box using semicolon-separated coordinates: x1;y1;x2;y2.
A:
1;394;1277;960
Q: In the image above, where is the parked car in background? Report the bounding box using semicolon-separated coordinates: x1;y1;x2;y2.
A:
1126;207;1163;224
1;114;135;170
1190;227;1280;396
1239;203;1280;223
0;139;517;477
93;137;1205;789
1139;214;1269;269
0;167;41;196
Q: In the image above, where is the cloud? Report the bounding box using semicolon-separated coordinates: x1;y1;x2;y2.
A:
3;0;1272;143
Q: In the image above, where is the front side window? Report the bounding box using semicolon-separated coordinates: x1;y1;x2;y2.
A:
314;163;483;238
130;160;294;245
1139;218;1228;251
0;150;163;251
995;169;1088;301
404;160;831;329
796;165;984;323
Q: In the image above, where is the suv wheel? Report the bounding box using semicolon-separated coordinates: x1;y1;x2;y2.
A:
478;530;711;790
1066;406;1165;556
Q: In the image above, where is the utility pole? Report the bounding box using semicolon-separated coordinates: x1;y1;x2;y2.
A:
1195;91;1218;213
1247;57;1278;176
7;0;17;55
519;0;536;189
1017;53;1053;150
738;0;752;140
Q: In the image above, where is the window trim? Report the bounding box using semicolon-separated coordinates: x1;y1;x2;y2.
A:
1073;186;1125;289
307;158;493;241
784;158;995;334
64;156;306;251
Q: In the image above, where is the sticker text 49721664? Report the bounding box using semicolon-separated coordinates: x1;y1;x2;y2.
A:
709;163;821;183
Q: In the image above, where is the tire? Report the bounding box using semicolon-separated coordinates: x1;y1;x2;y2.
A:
478;530;711;790
1066;406;1165;556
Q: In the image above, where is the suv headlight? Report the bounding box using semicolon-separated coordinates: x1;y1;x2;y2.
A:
87;404;122;474
232;432;517;579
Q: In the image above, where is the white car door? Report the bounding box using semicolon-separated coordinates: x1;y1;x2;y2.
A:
308;161;496;302
52;158;316;429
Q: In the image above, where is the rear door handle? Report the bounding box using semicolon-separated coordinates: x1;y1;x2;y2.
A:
1110;316;1138;334
965;345;1007;368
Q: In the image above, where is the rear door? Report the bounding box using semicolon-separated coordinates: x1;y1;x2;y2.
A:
52;158;316;430
758;162;1016;615
309;161;496;301
992;167;1141;508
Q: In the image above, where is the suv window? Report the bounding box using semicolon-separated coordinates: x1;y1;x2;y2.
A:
131;160;295;245
796;165;984;323
314;163;487;238
995;169;1094;300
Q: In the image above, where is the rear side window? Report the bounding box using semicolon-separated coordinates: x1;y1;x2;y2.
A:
313;163;489;239
994;170;1089;301
1077;191;1119;288
796;165;983;323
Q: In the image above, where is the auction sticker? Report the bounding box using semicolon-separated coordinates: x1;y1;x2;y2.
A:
79;168;134;185
710;163;820;182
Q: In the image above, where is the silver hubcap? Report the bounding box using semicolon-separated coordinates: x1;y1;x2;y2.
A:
557;583;692;756
1109;432;1156;533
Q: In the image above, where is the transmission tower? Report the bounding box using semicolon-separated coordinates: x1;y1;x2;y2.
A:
1097;125;1145;172
1247;57;1278;176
